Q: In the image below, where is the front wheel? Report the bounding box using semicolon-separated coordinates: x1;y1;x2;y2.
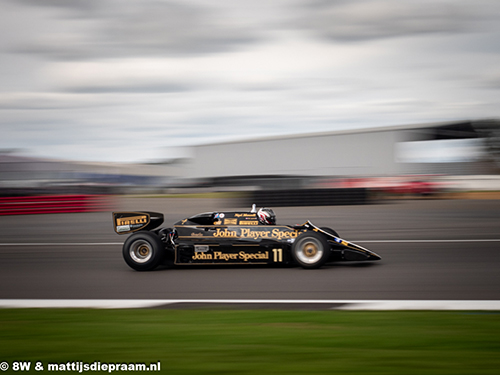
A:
292;232;330;269
122;232;164;271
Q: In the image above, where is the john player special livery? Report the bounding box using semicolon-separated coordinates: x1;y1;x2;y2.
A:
112;205;381;271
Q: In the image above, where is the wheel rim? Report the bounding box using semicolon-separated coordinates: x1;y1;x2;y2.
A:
129;239;153;263
295;237;324;264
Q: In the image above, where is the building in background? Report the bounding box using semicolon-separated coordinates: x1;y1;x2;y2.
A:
1;119;499;197
188;120;498;180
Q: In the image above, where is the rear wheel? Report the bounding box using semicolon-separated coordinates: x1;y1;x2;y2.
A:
292;232;330;269
123;232;164;271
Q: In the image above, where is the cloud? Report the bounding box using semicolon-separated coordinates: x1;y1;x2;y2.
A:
64;81;194;94
39;58;208;94
0;92;108;110
12;0;97;11
9;0;260;60
298;0;499;42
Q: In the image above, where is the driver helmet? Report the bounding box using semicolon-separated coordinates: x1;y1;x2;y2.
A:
257;208;276;225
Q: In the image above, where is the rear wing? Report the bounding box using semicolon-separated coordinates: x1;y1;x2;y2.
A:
112;211;164;235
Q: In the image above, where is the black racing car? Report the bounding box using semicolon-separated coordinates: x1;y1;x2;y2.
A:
112;205;381;271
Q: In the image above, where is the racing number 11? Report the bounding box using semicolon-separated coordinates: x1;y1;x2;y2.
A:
272;248;283;262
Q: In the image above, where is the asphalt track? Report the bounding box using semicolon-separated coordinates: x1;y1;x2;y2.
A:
0;197;499;301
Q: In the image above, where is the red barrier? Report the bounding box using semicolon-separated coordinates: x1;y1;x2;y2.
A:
0;195;111;215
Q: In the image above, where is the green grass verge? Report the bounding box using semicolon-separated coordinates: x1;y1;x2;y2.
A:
1;309;499;374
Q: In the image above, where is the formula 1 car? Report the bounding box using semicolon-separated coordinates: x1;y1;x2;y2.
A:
112;205;381;271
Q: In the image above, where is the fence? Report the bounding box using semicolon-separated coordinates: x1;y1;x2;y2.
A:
0;195;111;215
249;188;368;207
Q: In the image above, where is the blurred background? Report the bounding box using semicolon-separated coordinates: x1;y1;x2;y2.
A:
1;0;500;209
2;119;500;213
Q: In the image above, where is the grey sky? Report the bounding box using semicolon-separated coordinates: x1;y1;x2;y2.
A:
1;0;499;162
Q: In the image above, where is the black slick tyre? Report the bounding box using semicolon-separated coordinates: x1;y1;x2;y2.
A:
292;231;330;269
122;231;164;271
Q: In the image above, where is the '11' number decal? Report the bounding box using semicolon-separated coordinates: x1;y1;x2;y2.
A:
272;248;283;262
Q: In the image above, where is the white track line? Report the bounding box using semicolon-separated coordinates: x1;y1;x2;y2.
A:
0;299;499;310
